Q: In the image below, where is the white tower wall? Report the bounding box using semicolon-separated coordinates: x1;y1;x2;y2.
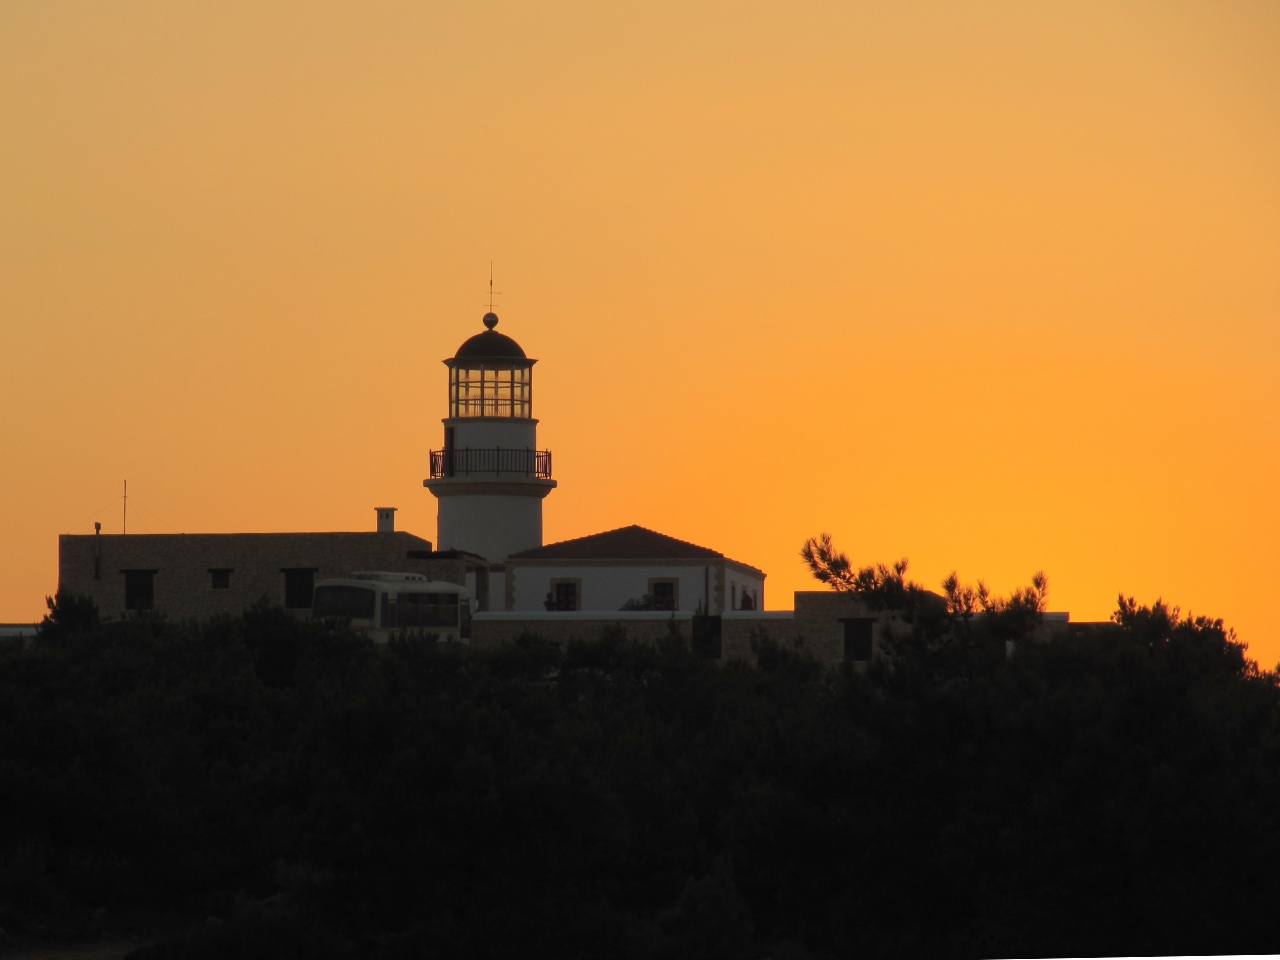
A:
436;490;545;561
447;418;538;449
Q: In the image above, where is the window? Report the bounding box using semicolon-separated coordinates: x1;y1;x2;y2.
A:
841;618;874;662
313;585;376;620
283;568;318;610
650;579;677;611
396;592;460;628
379;592;464;630
209;569;232;590
123;570;156;611
449;363;532;418
739;588;756;611
550;579;579;611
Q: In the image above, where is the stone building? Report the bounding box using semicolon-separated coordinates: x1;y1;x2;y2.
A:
57;510;481;621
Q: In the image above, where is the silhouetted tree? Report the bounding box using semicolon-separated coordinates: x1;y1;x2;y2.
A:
3;582;1278;958
800;533;1052;685
38;590;101;638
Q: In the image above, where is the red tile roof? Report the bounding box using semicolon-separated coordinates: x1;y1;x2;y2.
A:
509;525;736;563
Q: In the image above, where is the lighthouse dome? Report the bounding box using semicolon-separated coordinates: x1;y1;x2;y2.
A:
453;313;528;361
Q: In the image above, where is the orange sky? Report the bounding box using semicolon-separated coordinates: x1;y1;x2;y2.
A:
2;2;1277;662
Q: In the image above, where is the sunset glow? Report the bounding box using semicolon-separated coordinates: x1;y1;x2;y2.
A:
2;3;1277;660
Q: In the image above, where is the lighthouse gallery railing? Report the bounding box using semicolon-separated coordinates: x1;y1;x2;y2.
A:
429;448;552;479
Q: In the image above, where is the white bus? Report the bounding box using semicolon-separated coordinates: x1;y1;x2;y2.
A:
311;572;471;643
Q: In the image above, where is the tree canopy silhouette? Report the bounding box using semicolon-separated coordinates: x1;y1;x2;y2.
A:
0;585;1274;959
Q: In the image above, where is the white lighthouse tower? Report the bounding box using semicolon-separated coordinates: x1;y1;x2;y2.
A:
423;312;556;562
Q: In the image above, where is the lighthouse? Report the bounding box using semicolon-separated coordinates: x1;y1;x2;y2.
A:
423;312;556;562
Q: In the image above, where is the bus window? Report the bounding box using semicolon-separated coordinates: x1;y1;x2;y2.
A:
397;591;460;628
313;585;376;620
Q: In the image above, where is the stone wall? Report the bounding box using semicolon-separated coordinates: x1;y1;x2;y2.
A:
470;592;1073;670
722;593;897;667
472;598;888;668
471;611;692;651
724;596;1072;667
58;532;464;621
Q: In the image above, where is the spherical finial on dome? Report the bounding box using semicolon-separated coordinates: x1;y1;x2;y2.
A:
482;312;499;330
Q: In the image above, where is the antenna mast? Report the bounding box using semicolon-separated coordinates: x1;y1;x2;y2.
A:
482;262;504;314
123;479;127;535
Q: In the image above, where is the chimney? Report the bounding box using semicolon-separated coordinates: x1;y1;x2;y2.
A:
376;507;397;533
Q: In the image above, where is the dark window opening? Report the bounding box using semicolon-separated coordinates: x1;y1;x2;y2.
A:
210;569;232;590
313;585;376;620
123;569;156;611
739;589;756;610
842;618;874;662
283;568;317;610
652;580;677;611
553;581;578;611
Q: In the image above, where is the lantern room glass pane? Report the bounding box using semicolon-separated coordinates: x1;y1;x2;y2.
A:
449;363;532;418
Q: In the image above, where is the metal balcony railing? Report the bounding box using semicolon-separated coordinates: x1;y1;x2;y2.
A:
429;447;552;480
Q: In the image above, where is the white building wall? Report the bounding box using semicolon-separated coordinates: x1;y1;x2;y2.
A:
725;568;764;611
437;494;542;562
510;565;717;613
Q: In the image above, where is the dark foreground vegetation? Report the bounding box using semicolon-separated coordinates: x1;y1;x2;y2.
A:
2;586;1279;959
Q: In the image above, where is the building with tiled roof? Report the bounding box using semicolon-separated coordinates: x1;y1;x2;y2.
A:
504;525;764;613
